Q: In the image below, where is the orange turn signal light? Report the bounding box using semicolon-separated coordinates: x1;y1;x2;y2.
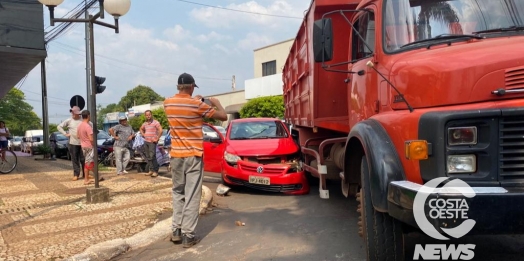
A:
405;140;428;160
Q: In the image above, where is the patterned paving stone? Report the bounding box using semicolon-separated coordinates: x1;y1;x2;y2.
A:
0;156;174;260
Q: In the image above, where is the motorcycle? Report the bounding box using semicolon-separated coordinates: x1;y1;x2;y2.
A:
98;138;115;166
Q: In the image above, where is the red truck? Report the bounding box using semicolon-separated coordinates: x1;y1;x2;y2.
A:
283;0;524;259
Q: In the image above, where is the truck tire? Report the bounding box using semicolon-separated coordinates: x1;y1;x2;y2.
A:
360;156;404;261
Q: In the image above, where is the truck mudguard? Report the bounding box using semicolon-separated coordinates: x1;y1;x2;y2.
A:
348;119;405;212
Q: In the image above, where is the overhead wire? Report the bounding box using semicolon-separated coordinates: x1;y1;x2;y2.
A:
51;41;232;81
174;0;303;19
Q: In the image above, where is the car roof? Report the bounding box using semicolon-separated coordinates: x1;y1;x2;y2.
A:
230;118;281;123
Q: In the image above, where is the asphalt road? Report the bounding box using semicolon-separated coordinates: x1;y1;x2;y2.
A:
109;175;524;261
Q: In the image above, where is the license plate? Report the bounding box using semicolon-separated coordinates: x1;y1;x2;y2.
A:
249;176;270;185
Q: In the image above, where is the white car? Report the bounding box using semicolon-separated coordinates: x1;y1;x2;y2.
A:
8;136;23;151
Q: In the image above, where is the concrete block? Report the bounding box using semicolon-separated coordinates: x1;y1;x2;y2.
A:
86;187;110;203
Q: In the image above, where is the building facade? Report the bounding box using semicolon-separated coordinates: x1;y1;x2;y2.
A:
245;39;293;100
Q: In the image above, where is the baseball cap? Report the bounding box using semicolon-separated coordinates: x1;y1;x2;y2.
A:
70;106;81;115
118;116;127;121
178;73;198;88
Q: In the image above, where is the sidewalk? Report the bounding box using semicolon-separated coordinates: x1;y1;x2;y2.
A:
0;154;176;261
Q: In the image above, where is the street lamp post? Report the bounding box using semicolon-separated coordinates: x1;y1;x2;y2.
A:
40;0;131;190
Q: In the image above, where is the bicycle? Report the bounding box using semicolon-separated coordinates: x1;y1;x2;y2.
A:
0;147;17;174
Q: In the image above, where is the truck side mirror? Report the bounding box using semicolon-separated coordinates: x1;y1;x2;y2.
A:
313;18;333;62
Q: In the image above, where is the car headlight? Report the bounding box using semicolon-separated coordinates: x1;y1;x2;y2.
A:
447;155;476;173
224;152;241;164
448;126;477;146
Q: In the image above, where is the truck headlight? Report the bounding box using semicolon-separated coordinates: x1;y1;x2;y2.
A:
447;155;476;173
448;127;477;146
224;152;241;164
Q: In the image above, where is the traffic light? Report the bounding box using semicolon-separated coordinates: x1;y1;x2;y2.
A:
95;76;106;94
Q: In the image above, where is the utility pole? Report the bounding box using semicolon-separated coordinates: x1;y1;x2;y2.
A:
85;1;91;111
232;75;236;91
41;59;49;147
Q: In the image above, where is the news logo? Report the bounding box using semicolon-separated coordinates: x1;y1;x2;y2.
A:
413;177;476;260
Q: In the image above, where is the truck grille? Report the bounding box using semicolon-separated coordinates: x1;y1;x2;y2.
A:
499;116;524;179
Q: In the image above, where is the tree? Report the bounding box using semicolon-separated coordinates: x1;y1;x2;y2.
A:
239;96;284;119
49;123;58;133
0;89;42;136
117;85;164;111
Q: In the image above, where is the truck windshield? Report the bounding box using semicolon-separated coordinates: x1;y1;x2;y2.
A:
384;0;524;52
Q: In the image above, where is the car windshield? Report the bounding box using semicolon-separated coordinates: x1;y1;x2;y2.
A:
97;131;110;140
14;137;22;142
55;133;68;141
384;0;524;52
229;120;288;140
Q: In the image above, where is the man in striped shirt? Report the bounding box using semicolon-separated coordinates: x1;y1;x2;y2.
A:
164;72;227;248
139;110;163;177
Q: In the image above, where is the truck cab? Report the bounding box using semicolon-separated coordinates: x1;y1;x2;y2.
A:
283;0;524;259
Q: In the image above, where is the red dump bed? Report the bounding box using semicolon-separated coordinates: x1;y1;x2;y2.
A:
283;0;362;134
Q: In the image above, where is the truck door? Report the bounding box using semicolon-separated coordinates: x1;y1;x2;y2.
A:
349;11;377;126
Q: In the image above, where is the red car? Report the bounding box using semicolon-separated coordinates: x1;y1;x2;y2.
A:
203;118;309;195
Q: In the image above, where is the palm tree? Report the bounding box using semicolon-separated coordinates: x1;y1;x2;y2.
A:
417;1;463;39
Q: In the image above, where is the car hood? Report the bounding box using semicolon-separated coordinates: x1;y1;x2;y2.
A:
387;37;524;109
226;138;299;156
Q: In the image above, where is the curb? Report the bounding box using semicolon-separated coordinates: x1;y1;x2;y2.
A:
203;175;222;184
64;185;214;261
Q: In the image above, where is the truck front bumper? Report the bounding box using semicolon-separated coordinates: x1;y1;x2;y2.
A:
388;180;524;235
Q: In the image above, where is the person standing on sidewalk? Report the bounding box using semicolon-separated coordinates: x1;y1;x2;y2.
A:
0;121;10;161
57;106;85;181
164;72;227;248
109;116;135;175
77;110;95;185
139;110;162;177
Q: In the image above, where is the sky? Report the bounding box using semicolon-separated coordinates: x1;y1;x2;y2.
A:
20;0;311;124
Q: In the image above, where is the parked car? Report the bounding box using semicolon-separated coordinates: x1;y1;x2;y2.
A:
97;130;111;146
8;136;22;151
214;126;227;136
158;129;168;146
51;131;70;160
203;118;309;195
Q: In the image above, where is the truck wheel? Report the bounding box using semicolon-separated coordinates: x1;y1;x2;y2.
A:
359;156;404;261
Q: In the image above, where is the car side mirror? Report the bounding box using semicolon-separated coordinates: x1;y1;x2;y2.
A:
210;137;222;143
204;135;222;143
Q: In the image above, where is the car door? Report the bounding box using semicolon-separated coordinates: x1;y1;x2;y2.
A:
203;124;226;173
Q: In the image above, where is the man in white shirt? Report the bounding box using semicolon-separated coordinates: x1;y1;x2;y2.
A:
57;106;85;181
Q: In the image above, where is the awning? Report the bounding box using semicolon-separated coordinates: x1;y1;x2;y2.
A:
0;46;46;98
225;103;246;114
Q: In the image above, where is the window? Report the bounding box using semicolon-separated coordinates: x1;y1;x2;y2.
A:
262;60;277;76
352;12;375;60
